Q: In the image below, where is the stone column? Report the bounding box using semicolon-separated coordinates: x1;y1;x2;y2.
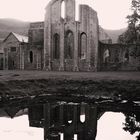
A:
43;25;47;70
19;44;24;70
3;51;5;70
85;105;98;140
73;23;79;71
4;48;8;70
2;53;4;70
58;104;63;130
64;105;75;140
44;103;63;140
59;23;64;71
44;103;51;140
86;13;92;71
73;105;78;132
19;44;21;70
44;4;52;71
46;20;52;71
93;15;99;72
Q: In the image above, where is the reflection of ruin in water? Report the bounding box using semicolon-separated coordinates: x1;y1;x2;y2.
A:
0;112;138;140
123;111;140;140
96;112;138;140
0;72;140;140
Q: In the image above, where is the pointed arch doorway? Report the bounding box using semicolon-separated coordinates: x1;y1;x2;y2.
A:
64;30;74;71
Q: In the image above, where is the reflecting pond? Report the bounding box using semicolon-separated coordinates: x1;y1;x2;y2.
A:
96;112;138;140
0;112;138;140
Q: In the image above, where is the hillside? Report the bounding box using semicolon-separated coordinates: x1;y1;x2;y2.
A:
0;18;126;44
0;18;30;42
105;28;127;43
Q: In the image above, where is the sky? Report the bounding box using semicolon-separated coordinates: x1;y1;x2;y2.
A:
0;0;131;29
0;113;137;140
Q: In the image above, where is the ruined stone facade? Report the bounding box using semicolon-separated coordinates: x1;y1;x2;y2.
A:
99;43;140;71
44;0;99;71
0;0;139;71
24;22;44;70
2;32;28;70
0;42;3;70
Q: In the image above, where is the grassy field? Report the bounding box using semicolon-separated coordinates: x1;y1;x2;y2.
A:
0;70;140;81
0;70;139;117
0;70;139;101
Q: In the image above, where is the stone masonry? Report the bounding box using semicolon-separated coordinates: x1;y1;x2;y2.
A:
24;22;44;70
44;0;99;71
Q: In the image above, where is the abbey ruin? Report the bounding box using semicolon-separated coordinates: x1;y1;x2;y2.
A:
0;0;140;71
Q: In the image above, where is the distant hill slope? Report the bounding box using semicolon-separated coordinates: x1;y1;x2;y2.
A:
0;18;30;42
104;28;127;43
0;18;127;44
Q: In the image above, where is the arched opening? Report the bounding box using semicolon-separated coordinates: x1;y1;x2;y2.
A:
64;105;73;124
61;1;65;19
103;49;110;63
124;49;129;61
29;51;33;63
80;104;86;123
79;33;87;59
53;33;60;59
60;133;64;140
51;106;60;124
74;134;78;140
65;30;74;59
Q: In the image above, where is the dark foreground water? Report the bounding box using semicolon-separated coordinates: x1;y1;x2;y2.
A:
0;112;137;140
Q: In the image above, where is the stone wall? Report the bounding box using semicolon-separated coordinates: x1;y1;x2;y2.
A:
3;34;21;70
28;22;44;45
44;0;99;71
0;43;3;70
24;22;44;70
24;45;43;70
99;43;140;71
2;33;28;70
0;53;3;70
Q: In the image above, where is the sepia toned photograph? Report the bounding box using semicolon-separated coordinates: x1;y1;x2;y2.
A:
0;0;140;140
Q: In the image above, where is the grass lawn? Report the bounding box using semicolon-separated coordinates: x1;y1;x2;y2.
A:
0;70;140;81
0;70;140;116
0;70;139;100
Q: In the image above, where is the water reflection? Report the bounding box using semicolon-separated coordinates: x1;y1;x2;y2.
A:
0;115;43;140
0;112;138;140
96;112;137;140
123;112;140;140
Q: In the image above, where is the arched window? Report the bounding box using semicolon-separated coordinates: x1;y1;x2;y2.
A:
80;104;86;123
64;105;73;124
124;49;129;61
65;31;74;59
53;33;60;59
61;0;65;19
29;51;33;63
79;33;87;59
103;49;110;63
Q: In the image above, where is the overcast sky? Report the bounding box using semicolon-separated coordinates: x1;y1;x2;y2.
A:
0;0;131;29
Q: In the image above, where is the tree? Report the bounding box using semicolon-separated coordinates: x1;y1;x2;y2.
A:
123;112;140;140
118;0;140;44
